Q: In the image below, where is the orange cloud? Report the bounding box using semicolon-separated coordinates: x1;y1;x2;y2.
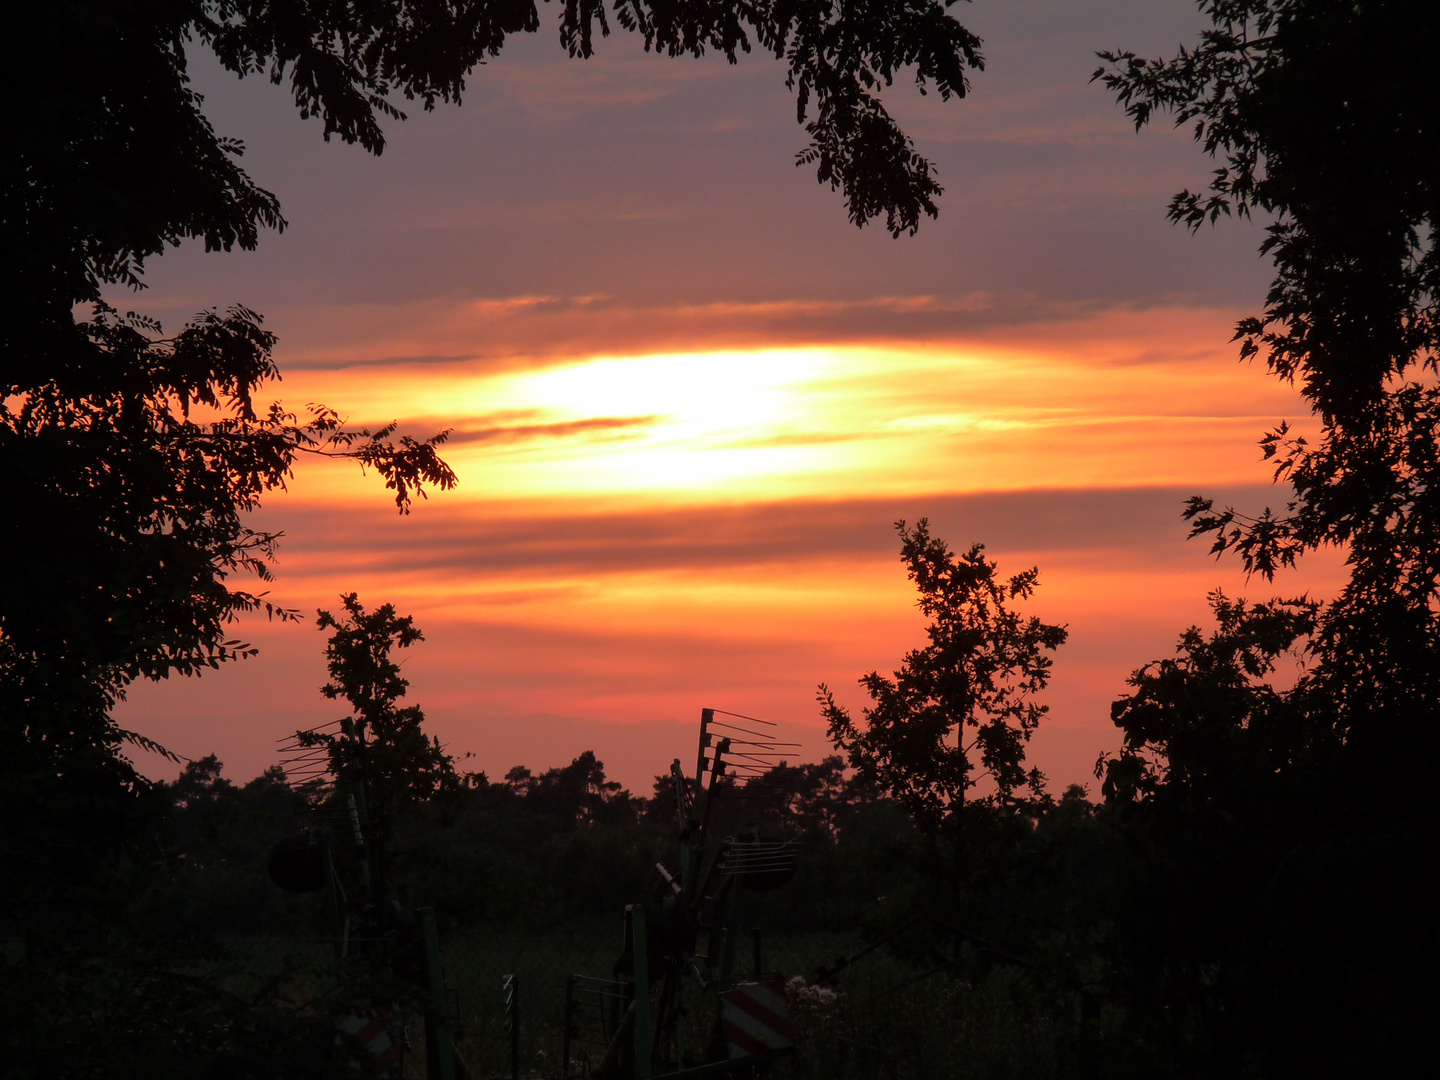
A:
117;306;1332;794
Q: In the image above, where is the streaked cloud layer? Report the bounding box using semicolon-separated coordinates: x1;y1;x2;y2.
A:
114;2;1332;792
120;322;1332;791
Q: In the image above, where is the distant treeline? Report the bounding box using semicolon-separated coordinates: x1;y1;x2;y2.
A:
151;749;1097;947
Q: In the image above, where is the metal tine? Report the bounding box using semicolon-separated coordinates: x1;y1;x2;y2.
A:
699;731;783;748
725;746;791;754
728;752;791;765
705;743;777;754
733;840;797;849
573;979;627;997
725;854;798;864
712;709;778;727
708;719;789;741
723;867;797;876
725;851;799;862
276;719;343;743
705;722;783;743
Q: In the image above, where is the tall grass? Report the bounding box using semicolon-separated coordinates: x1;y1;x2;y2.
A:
424;928;1062;1080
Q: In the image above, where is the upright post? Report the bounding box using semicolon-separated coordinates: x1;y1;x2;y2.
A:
753;927;763;977
562;974;575;1080
503;974;520;1080
628;905;652;1080
694;709;714;795
418;907;457;1080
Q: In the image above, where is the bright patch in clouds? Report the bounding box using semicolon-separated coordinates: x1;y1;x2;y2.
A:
282;322;1299;511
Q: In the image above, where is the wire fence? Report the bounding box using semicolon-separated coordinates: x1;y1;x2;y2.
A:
234;922;1058;1080
423;924;1056;1080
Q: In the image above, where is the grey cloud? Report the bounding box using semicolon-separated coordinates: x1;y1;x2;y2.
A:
259;485;1279;578
444;414;661;445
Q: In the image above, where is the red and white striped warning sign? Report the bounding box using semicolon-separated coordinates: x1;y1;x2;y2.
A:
336;1004;405;1076
719;980;795;1059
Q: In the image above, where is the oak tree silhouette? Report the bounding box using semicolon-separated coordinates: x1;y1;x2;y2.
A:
4;0;980;881
1094;3;1439;1072
820;519;1067;833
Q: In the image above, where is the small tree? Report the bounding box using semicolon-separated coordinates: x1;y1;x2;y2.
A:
820;520;1068;832
299;594;459;829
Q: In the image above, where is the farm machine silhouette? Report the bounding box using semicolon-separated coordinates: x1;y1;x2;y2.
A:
559;708;802;1080
267;715;466;1079
262;707;805;1079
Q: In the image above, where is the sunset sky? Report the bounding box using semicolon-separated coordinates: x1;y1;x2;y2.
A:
115;0;1338;794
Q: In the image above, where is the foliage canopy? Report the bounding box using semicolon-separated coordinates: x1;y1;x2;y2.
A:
300;594;461;824
1097;0;1440;764
3;0;984;835
1090;3;1439;1071
821;520;1067;830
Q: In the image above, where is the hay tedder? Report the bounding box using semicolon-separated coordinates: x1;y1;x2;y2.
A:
267;717;466;1080
264;706;804;1080
560;709;802;1080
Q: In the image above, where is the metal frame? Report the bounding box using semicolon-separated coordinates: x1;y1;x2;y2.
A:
563;708;800;1080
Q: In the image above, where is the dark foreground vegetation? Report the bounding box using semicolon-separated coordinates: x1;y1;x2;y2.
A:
5;1;1438;1077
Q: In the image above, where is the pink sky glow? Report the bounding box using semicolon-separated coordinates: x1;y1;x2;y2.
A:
115;2;1340;793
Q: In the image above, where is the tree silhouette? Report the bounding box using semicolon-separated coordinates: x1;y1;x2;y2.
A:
1096;0;1440;763
1;305;455;894
9;0;984;362
821;519;1067;831
299;594;460;826
6;1;983;897
4;0;985;854
1094;4;1438;1071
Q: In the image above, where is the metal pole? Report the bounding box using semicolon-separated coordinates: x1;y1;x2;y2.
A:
503;974;520;1080
418;907;457;1080
753;927;763;977
562;974;574;1080
629;906;652;1080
